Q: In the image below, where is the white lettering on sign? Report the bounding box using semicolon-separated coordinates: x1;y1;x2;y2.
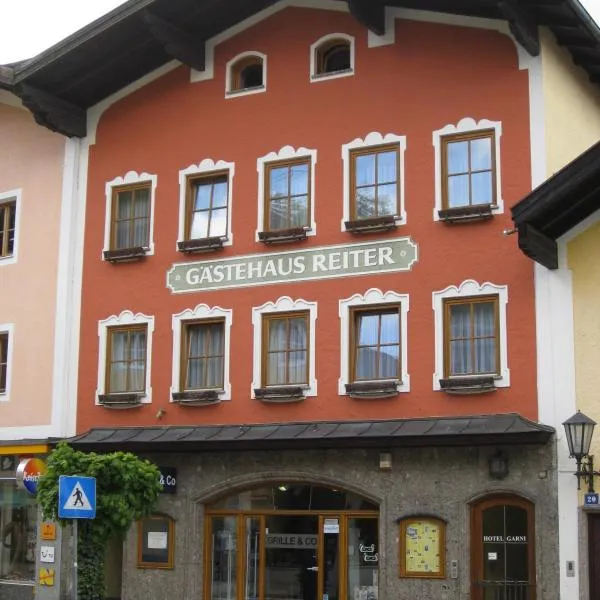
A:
265;533;317;549
483;535;527;543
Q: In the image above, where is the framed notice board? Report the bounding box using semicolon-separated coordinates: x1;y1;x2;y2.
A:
137;514;174;569
399;516;446;578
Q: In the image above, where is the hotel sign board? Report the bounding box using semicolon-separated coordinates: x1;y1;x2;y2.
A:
167;238;418;293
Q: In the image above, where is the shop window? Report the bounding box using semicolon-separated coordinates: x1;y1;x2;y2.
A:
341;133;406;232
0;333;7;395
399;516;446;578
103;172;157;262
310;34;354;81
226;52;266;97
137;514;174;569
0;189;20;266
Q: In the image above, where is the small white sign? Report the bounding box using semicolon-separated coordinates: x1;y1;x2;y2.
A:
488;552;498;561
324;518;339;534
40;546;55;563
147;532;168;550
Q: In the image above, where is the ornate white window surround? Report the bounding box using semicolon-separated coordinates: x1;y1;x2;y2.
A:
432;117;503;221
432;279;509;390
309;33;355;82
96;310;155;404
341;132;407;231
177;159;235;248
171;304;233;401
256;146;318;241
338;289;410;395
225;51;267;98
102;171;158;259
0;189;21;267
251;296;318;398
0;323;14;403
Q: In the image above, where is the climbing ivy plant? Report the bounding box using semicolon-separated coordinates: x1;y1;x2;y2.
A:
37;442;162;600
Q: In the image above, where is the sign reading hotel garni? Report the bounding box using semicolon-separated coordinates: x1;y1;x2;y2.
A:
167;237;418;293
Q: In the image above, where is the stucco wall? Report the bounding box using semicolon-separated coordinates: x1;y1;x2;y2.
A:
0;99;65;428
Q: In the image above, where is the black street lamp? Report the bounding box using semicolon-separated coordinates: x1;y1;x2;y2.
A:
563;411;600;492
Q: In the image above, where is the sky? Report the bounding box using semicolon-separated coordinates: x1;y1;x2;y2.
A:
1;0;600;64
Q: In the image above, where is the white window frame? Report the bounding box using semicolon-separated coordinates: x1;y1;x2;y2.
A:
97;310;155;404
341;132;407;231
225;51;267;98
102;171;157;259
256;145;317;241
177;159;235;249
338;289;409;395
251;296;317;398
171;304;233;401
0;324;14;402
0;189;21;266
432;279;509;390
310;33;355;82
432;117;503;221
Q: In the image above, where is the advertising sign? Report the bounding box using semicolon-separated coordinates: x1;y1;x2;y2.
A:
16;458;47;495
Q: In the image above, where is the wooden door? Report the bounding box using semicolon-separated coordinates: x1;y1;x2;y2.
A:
588;514;600;599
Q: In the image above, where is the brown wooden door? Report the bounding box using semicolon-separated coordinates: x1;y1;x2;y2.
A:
588;514;600;599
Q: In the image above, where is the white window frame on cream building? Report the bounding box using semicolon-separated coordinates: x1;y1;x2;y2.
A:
0;189;21;267
0;323;14;402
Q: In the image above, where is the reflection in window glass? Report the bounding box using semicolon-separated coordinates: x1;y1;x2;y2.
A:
347;518;378;599
210;517;238;600
188;175;229;240
112;186;150;249
267;161;310;231
354;309;400;381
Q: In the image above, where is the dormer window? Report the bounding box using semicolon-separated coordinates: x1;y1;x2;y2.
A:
310;34;355;81
227;52;266;97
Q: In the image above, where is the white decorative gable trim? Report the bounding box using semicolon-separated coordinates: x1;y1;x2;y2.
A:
177;159;235;248
102;171;158;258
96;310;155;404
256;145;318;240
225;51;267;98
338;289;410;395
0;189;21;267
309;33;355;82
341;132;407;231
251;296;318;397
0;323;14;403
432;117;503;221
432;279;509;390
171;304;233;401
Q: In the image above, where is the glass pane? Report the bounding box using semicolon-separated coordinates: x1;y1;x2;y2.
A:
290;196;308;228
133;189;150;217
505;506;529;582
474;338;496;374
186;358;204;389
110;332;128;361
357;314;379;346
356;347;377;380
267;353;286;386
447;140;469;174
355;154;375;186
449;340;471;375
379;345;399;379
210;516;238;600
207;357;224;387
130;331;146;361
244;517;261;600
290;164;309;195
380;313;399;344
288;351;307;384
268;320;287;352
194;183;212;210
269;198;288;230
482;506;505;583
289;319;307;349
322;528;340;600
116;191;132;218
377;184;397;216
448;175;470;208
377;150;397;183
347;518;379;600
471;137;492;171
190;211;210;239
355;188;376;218
188;326;207;358
210;208;228;238
450;304;471;338
270;167;289;199
129;360;146;391
109;364;127;393
133;217;149;247
208;324;224;355
474;303;495;337
212;181;228;208
471;171;493;205
116;221;130;249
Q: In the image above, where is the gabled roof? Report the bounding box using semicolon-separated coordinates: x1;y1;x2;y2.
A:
2;0;600;137
511;140;600;269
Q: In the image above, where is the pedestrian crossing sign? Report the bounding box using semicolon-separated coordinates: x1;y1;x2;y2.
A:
58;475;96;519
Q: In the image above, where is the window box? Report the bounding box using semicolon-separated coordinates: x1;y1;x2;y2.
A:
345;380;399;399
98;392;144;408
177;236;225;253
258;227;308;244
344;214;398;233
172;390;221;405
254;385;306;403
439;376;496;395
438;204;494;223
103;246;148;262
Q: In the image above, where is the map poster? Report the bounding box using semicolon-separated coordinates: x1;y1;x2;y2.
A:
401;518;445;578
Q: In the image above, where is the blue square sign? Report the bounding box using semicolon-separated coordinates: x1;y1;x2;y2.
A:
584;493;599;507
58;475;96;519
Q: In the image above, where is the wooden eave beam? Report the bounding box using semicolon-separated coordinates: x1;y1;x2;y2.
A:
347;0;386;36
142;11;205;72
497;0;540;56
517;223;558;269
15;82;86;138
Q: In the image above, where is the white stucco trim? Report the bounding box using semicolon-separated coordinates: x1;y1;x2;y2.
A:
251;296;317;398
102;171;157;259
309;33;355;83
0;323;14;403
432;279;510;390
341;132;407;231
256;146;318;240
338;289;410;395
432;117;503;221
0;188;21;267
177;159;235;248
171;304;233;401
225;51;267;98
96;310;155;404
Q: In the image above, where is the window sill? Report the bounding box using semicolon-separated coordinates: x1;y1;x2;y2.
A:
258;227;309;244
254;386;307;403
103;247;148;262
344;215;398;234
177;237;225;254
172;390;222;406
98;393;144;408
226;85;265;98
438;204;494;223
345;380;400;399
439;376;496;395
310;68;354;82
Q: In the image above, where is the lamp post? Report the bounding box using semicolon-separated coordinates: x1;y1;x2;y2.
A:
563;411;600;492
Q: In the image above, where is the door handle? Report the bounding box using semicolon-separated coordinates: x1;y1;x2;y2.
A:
306;566;319;572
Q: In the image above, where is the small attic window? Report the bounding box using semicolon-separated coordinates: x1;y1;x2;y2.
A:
310;35;355;81
227;53;266;96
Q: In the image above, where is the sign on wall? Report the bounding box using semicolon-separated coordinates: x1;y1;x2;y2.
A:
167;238;418;293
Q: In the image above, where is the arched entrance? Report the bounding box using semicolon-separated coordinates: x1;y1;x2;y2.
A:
204;483;379;600
470;494;536;600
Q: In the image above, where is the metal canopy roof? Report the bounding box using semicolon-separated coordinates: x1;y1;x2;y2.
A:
2;0;600;137
67;414;554;453
511;139;600;269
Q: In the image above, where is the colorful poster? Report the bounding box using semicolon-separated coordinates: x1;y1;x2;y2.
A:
404;520;441;573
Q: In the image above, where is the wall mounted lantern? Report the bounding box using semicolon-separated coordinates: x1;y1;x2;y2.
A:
488;450;509;480
563;411;600;492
